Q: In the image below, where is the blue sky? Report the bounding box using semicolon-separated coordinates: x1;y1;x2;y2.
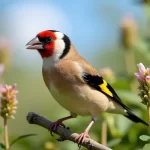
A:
0;0;146;68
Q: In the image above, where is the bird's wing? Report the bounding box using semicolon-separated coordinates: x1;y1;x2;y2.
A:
75;59;131;112
82;73;131;111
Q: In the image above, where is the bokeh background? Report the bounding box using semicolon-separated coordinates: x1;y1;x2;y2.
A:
0;0;150;150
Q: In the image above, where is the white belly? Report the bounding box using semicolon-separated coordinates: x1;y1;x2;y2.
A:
49;82;110;117
49;83;90;116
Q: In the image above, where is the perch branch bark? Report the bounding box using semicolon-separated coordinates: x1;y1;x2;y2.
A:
27;112;112;150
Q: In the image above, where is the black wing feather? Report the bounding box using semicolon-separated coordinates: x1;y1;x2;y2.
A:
83;73;131;111
83;73;148;126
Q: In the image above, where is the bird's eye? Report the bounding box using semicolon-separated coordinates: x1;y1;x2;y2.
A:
45;37;52;44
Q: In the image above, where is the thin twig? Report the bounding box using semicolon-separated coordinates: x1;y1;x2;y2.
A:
27;112;112;150
101;119;107;146
4;118;9;150
147;104;150;126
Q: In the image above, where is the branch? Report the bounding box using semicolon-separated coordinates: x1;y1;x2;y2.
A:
27;112;112;150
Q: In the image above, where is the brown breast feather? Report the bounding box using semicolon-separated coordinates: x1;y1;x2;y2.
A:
42;44;100;94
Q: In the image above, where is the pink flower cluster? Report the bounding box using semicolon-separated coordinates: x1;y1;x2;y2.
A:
135;63;150;105
0;84;18;119
135;63;150;85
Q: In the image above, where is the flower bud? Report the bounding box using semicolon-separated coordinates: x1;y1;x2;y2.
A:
138;63;146;75
0;84;18;119
0;37;11;67
146;76;150;86
121;16;137;49
135;63;150;105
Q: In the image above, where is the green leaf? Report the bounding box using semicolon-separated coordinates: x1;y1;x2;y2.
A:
143;143;150;150
116;115;132;136
139;135;150;142
0;143;5;149
107;138;121;147
116;90;145;108
10;134;37;147
113;79;131;90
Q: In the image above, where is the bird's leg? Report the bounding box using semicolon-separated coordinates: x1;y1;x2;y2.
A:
75;119;95;147
49;115;73;136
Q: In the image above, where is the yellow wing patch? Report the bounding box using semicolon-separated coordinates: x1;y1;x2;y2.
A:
99;80;113;97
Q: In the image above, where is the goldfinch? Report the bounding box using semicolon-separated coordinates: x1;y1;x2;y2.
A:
26;30;148;145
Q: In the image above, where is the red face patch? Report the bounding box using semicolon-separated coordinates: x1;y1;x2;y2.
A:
37;30;57;58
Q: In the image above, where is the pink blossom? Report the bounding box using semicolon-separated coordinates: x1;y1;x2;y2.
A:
135;63;150;105
137;63;146;76
146;76;150;85
134;73;143;81
146;76;150;80
148;68;150;75
0;84;18;119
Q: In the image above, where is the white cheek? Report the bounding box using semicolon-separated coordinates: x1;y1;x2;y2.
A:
54;39;65;59
42;39;66;69
55;32;64;39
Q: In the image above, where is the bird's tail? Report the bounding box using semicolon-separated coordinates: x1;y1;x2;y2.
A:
124;110;149;126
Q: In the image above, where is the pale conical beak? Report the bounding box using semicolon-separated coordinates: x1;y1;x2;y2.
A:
26;37;43;50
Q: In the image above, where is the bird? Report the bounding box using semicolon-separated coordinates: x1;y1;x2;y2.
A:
26;30;148;146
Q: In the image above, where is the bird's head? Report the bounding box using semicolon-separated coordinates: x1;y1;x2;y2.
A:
26;30;71;60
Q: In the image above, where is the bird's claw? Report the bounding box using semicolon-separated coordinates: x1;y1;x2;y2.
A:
49;120;66;136
75;131;90;148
